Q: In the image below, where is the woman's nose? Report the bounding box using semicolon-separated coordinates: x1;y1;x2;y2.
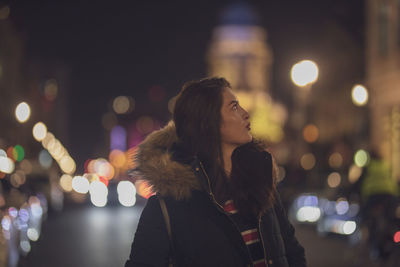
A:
242;107;250;120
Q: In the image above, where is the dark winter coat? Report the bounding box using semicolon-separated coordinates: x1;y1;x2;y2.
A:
125;122;306;267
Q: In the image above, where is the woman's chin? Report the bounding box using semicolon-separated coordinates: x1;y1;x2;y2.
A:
246;133;252;142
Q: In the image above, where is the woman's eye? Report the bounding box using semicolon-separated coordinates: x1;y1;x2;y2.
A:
232;104;238;111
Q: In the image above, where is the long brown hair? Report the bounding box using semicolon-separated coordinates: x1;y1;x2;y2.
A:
173;77;229;199
173;77;275;216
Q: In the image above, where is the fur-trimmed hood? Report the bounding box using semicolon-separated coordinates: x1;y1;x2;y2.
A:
131;121;202;200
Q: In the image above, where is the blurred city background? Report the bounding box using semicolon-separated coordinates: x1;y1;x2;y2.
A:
1;0;400;266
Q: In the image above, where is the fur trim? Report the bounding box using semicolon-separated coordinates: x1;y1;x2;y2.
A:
133;121;201;200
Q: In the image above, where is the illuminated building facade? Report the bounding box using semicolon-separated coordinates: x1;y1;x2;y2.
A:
207;2;286;143
366;0;400;180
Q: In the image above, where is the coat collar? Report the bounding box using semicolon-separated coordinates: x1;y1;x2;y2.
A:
131;121;206;200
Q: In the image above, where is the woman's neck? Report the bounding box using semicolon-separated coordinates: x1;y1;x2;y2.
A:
221;144;236;176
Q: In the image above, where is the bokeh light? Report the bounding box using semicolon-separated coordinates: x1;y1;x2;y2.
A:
351;84;368;106
327;172;341;188
20;241;31;253
46;138;66;161
87;160;96;173
6;146;14;160
321;200;336;216
335;199;349;215
89;181;108;207
8;207;18;218
59;155;76;174
44;79;58;101
15;102;31;123
41;132;55;149
10;170;26;188
1;215;11;232
296;195;319;207
354;149;369;167
303;124;319;143
27;228;39;242
394;231;400;243
0;5;10;20
109;149;127;168
328;152;343;169
59;174;73;192
342;221;357;235
72;176;89;194
83;173;97;183
13;145;24;162
20;159;33;174
0;156;15;174
39;150;53;169
29;197;43;217
290;60;319;87
33;122;48;141
296;206;321;222
19;207;29;222
96;160;115;180
348;164;362;183
117;181;136;207
113;96;134;114
300;153;316;170
110;126;127;151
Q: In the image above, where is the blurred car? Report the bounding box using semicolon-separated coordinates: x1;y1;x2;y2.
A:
289;193;359;237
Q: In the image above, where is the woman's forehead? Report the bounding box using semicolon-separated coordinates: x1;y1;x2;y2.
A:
223;88;237;103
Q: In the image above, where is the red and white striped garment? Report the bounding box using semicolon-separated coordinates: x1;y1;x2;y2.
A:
223;200;267;267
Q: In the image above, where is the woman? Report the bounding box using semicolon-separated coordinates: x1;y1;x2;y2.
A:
125;77;306;267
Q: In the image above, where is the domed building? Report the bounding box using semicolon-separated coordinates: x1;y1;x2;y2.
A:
207;1;286;144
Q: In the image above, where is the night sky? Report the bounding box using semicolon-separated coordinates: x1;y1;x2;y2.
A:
4;0;364;170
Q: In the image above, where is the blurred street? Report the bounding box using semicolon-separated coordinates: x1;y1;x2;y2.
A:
17;202;145;267
16;200;373;267
2;1;400;267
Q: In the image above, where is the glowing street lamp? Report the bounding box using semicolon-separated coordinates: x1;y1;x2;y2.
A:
291;60;319;88
289;60;319;176
15;102;31;123
351;84;368;106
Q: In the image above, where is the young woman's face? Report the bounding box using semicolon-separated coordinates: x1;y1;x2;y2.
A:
220;88;252;148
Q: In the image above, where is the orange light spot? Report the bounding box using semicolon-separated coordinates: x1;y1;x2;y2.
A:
6;147;15;161
109;149;127;168
303;124;319;143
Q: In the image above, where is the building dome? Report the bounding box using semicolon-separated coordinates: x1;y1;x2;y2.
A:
219;1;261;26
